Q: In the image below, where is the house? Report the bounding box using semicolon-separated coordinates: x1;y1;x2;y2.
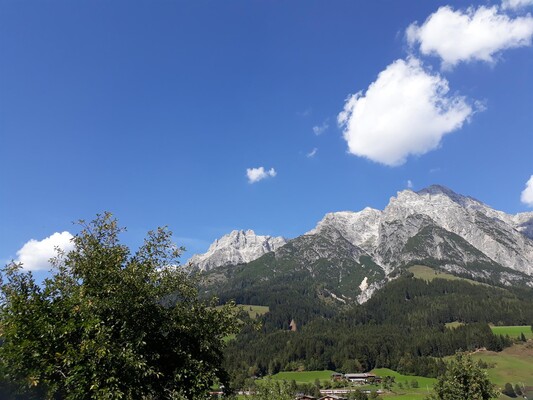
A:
330;372;344;381
319;395;347;400
344;373;378;384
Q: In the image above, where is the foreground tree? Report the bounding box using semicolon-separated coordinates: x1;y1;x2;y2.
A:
0;213;238;399
427;353;499;400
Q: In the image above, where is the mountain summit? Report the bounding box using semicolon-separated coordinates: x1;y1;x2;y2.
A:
198;185;533;305
312;185;533;277
187;230;286;272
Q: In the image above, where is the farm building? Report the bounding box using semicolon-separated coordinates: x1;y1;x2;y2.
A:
330;373;344;381
344;373;378;384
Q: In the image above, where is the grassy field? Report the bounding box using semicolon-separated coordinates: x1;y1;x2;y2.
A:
216;304;269;320
270;370;335;384
269;368;434;398
371;368;435;399
237;304;269;319
490;325;533;340
253;341;533;399
408;265;483;285
378;345;533;400
259;347;533;399
471;343;533;387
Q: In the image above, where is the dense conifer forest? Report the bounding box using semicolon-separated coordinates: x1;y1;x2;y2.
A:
221;273;533;388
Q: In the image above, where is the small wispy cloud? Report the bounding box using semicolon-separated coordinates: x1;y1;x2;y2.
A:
312;120;329;135
521;175;533;206
16;231;74;270
246;167;277;184
307;148;318;158
407;180;414;189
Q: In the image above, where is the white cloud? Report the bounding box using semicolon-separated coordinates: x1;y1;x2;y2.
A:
407;180;414;189
521;175;533;206
312;120;329;135
16;231;74;271
246;167;277;184
502;0;533;10
338;57;474;166
406;6;533;68
306;148;318;158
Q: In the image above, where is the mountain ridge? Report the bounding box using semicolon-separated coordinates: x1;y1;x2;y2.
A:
193;185;533;303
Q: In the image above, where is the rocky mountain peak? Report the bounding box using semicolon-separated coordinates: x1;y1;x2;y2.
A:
187;229;287;272
307;207;381;252
304;184;533;278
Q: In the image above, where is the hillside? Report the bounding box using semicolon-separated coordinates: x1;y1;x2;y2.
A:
223;272;533;386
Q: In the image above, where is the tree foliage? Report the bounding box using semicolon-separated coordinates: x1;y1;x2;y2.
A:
427;353;499;400
248;379;294;400
0;213;239;399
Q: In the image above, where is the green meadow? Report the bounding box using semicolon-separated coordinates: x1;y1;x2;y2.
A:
490;325;533;340
471;343;533;388
265;343;533;398
270;368;435;398
271;370;335;384
408;265;483;285
216;304;270;320
238;304;270;319
371;368;435;400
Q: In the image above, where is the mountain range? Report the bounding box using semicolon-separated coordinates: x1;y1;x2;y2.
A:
189;185;533;304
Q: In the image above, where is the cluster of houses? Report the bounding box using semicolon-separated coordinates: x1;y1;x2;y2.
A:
295;395;347;400
292;374;384;400
296;390;383;400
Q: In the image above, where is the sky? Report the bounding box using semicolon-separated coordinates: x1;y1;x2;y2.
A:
1;0;532;278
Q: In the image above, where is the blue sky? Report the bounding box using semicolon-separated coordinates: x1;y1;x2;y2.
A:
1;0;532;276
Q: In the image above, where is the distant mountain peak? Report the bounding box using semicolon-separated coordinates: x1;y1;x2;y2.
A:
187;229;287;271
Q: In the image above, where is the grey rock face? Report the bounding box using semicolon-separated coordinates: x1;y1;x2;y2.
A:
187;230;286;272
307;185;533;277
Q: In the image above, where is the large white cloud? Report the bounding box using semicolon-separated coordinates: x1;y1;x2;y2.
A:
406;5;533;68
338;57;474;166
502;0;533;10
16;231;74;271
246;167;277;184
521;175;533;206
